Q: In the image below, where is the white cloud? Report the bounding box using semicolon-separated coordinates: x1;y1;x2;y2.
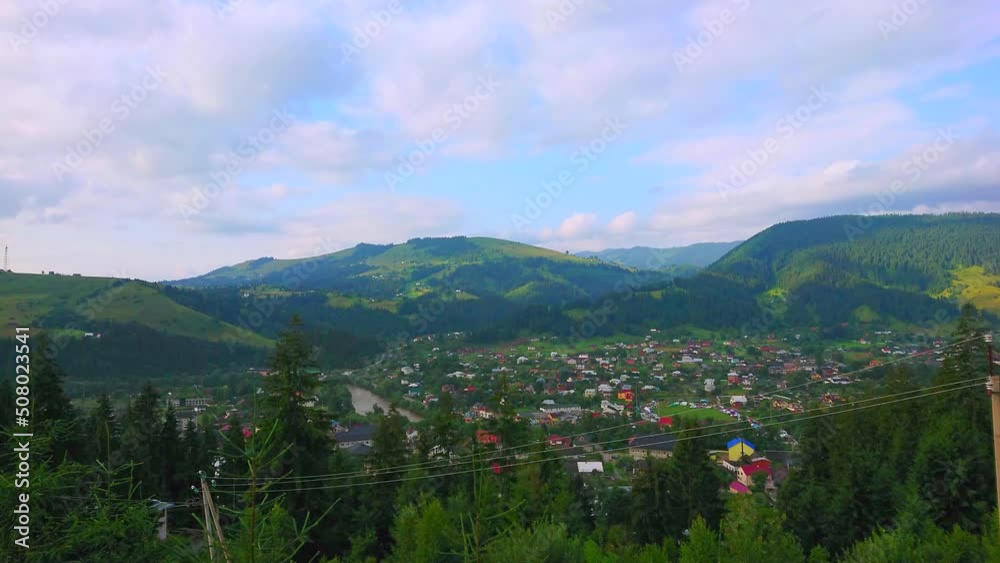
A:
607;211;637;235
2;0;999;277
541;212;599;240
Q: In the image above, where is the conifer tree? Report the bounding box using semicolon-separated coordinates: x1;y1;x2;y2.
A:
159;404;183;499
118;382;163;498
88;394;118;468
260;315;332;526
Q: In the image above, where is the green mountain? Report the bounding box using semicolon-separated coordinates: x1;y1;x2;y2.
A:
0;272;270;346
709;213;1000;312
171;236;663;306
0;271;273;383
480;213;1000;341
5;216;997;378
576;241;742;270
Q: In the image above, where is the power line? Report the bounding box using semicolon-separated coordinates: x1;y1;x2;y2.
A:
251;380;982;494
213;339;973;485
768;335;978;395
221;377;982;491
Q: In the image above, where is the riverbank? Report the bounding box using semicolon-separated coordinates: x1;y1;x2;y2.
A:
347;385;423;422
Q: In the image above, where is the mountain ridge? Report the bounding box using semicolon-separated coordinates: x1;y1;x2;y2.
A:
576;241;743;270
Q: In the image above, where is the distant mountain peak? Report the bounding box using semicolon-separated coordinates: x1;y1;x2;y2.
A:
576;241;743;270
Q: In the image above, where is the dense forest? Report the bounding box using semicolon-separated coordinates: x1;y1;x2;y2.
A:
2;306;998;561
3;215;998;380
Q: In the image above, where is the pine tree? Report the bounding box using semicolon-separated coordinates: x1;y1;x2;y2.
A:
33;333;74;424
88;394;118;467
666;427;726;533
160;404;183;500
430;392;461;460
680;516;720;563
32;333;81;463
260;315;332;527
117;382;163;498
181;420;203;476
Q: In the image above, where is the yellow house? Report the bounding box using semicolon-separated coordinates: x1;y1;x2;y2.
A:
727;437;755;461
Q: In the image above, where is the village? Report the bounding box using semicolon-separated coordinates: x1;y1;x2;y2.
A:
152;323;949;505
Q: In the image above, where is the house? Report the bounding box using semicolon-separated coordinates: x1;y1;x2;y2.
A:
168;397;211;408
729;395;747;408
540;404;582;415
577;461;604;474
727;437;756;461
548;435;572;448
175;409;199;431
737;459;773;487
628;435;677;459
334;425;377;449
476;430;500;446
729;481;750;494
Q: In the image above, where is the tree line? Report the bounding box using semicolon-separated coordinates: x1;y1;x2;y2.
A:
2;307;999;561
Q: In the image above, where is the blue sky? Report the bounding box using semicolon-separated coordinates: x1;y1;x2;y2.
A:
1;0;998;280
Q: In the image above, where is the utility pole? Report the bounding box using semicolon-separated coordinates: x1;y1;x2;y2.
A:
200;475;215;562
199;472;231;563
987;333;999;531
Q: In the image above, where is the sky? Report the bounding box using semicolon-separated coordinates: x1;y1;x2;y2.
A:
1;0;998;281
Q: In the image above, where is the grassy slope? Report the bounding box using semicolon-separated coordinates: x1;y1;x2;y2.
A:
0;272;272;346
183;237;591;283
937;266;1000;314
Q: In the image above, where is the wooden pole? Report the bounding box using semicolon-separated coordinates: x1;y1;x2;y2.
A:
205;483;231;563
987;333;999;531
201;477;216;561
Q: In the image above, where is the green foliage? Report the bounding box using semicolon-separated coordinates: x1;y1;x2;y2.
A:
719;496;804;562
680;516;720;563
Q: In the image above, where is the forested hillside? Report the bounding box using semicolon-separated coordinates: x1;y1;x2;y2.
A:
171;236;659;306
2;309;998;561
711;213;1000;294
477;214;1000;341
4;216;998;378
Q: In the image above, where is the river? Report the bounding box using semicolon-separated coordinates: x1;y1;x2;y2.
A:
346;385;423;422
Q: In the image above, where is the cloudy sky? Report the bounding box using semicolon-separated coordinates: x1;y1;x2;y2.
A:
1;0;998;280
